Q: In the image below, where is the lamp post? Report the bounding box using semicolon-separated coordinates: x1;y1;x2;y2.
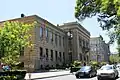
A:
67;30;73;65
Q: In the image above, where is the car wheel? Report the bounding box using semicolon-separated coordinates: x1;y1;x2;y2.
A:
112;74;116;80
93;72;96;77
89;73;92;78
116;74;119;78
97;76;101;80
76;75;79;79
94;72;97;76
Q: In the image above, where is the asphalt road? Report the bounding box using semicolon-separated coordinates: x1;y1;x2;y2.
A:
35;74;120;80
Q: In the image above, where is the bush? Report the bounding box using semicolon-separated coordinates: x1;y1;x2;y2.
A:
0;70;26;80
89;61;99;69
70;60;82;73
100;62;107;66
0;76;17;80
72;60;81;67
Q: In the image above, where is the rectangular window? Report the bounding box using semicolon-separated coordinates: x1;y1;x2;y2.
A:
63;37;64;47
46;28;48;42
40;47;43;58
80;54;82;61
79;37;81;47
83;40;85;47
40;27;43;38
55;51;58;61
55;34;57;46
59;36;61;46
51;50;53;61
46;48;48;60
59;52;61;61
50;31;53;43
63;52;65;61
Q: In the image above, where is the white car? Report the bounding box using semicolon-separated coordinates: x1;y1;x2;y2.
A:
97;65;118;80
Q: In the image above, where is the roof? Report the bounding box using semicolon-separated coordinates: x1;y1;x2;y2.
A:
60;21;90;35
0;15;65;33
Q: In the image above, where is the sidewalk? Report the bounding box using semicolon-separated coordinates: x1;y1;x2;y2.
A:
24;70;71;80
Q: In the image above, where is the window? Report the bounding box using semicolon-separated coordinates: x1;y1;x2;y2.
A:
59;36;61;46
50;31;53;43
55;51;58;61
46;28;48;42
80;54;82;61
79;37;81;47
46;48;48;60
86;41;89;48
55;34;57;46
51;50;53;61
63;37;64;47
83;40;85;47
63;52;65;61
59;52;61;61
40;27;43;38
40;47;43;58
84;56;86;61
41;65;43;69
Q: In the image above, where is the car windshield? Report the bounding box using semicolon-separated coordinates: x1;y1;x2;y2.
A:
100;66;112;70
80;66;91;71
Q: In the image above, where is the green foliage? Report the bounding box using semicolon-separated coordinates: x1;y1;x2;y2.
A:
0;70;26;80
75;0;120;20
89;61;99;69
75;0;120;54
72;60;81;67
0;76;17;80
110;54;120;63
100;62;107;66
0;21;35;67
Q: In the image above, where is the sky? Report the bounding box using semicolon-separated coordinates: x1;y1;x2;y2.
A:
0;0;117;53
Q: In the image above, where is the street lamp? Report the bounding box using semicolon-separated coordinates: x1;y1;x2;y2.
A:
67;30;73;65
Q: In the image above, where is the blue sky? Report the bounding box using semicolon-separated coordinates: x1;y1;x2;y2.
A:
0;0;117;53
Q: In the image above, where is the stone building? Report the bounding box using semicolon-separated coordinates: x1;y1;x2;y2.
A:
90;35;110;62
0;15;90;71
59;22;90;64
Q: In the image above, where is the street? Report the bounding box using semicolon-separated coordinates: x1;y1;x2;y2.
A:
36;74;120;80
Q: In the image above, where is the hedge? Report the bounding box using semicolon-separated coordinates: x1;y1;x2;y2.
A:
0;70;26;80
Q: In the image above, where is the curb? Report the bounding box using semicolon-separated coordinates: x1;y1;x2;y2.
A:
26;73;71;80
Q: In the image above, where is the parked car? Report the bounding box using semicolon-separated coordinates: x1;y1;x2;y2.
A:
75;66;97;78
97;64;118;80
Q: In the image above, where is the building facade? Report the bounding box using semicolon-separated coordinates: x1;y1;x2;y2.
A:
90;36;110;62
0;15;90;72
59;22;90;64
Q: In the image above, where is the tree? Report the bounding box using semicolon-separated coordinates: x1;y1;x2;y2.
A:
75;0;120;54
0;21;35;67
110;54;120;63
